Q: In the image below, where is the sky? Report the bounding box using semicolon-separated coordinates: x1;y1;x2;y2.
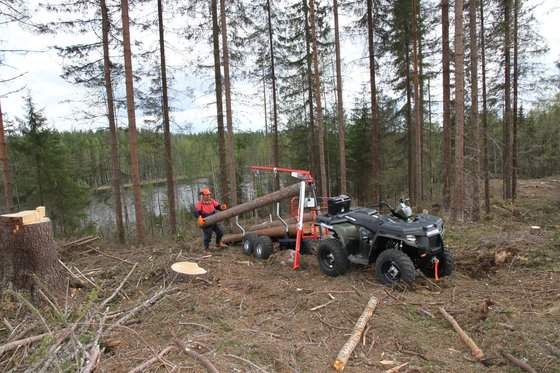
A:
0;0;558;134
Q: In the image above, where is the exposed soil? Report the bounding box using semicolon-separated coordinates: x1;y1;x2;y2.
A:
1;177;559;372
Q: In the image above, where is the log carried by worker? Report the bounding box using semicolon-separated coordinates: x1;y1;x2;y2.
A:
200;182;306;227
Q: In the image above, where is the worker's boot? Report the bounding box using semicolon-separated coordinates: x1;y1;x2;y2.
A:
216;242;227;249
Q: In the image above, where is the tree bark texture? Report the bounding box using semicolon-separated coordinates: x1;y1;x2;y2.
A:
220;0;238;207
412;0;423;204
503;0;513;200
479;0;490;213
0;100;14;213
367;0;380;204
308;0;328;198
441;0;452;212
211;0;228;201
333;0;347;196
452;0;465;221
101;0;125;244
469;0;481;221
202;183;304;227
158;0;177;235
0;216;63;292
121;0;146;244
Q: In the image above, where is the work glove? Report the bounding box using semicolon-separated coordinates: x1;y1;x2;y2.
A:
220;204;227;210
197;216;205;228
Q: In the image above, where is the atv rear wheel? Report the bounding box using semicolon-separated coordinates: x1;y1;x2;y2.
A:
242;233;257;256
419;249;454;278
375;249;415;288
317;239;348;276
254;236;273;259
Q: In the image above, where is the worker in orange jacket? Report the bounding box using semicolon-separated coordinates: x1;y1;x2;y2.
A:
194;188;227;250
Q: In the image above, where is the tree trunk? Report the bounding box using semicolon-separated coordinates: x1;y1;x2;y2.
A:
470;0;480;221
0;208;63;293
441;0;452;212
333;0;347;196
101;0;125;245
202;182;304;227
121;0;146;244
304;2;318;181
367;0;380;203
512;0;519;200
266;0;281;192
503;0;513;200
452;0;465;222
405;40;414;199
211;0;228;201
157;0;177;235
309;0;328;198
220;0;238;206
412;0;422;205
0;100;14;213
479;0;490;214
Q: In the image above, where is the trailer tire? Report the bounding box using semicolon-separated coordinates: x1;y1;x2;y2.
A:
254;236;273;259
299;239;313;255
375;249;415;289
317;239;348;276
242;233;258;256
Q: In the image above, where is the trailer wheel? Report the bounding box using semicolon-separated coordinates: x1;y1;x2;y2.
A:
299;239;313;255
254;236;273;259
375;249;415;289
242;233;258;256
317;239;348;276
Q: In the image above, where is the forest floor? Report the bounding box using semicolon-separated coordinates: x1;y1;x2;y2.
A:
1;177;559;372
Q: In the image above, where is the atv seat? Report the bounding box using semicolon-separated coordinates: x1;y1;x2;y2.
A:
316;214;349;225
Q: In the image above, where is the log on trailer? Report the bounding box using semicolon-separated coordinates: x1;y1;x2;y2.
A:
247;212;314;232
221;222;317;244
0;207;64;293
202;182;305;227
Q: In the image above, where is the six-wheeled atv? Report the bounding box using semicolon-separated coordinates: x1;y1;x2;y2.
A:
314;196;454;288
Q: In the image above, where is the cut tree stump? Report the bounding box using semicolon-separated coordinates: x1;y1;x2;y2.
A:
0;207;64;294
170;261;209;282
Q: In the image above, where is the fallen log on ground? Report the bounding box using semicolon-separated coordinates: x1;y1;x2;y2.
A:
202;183;305;227
439;307;485;360
333;296;379;371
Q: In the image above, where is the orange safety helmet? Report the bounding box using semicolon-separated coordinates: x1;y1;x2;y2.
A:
200;188;211;196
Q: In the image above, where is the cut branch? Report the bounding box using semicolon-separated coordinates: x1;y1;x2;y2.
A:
502;351;537;373
439;307;485;360
333;296;379;371
175;338;219;373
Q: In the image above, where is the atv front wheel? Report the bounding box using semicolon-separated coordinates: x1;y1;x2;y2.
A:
419;249;454;278
375;249;415;288
254;236;273;259
242;233;258;256
317;239;348;276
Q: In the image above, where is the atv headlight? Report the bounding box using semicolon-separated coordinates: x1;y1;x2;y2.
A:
405;234;416;243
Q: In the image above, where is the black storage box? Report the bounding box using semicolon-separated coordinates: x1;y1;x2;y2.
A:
328;195;351;215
